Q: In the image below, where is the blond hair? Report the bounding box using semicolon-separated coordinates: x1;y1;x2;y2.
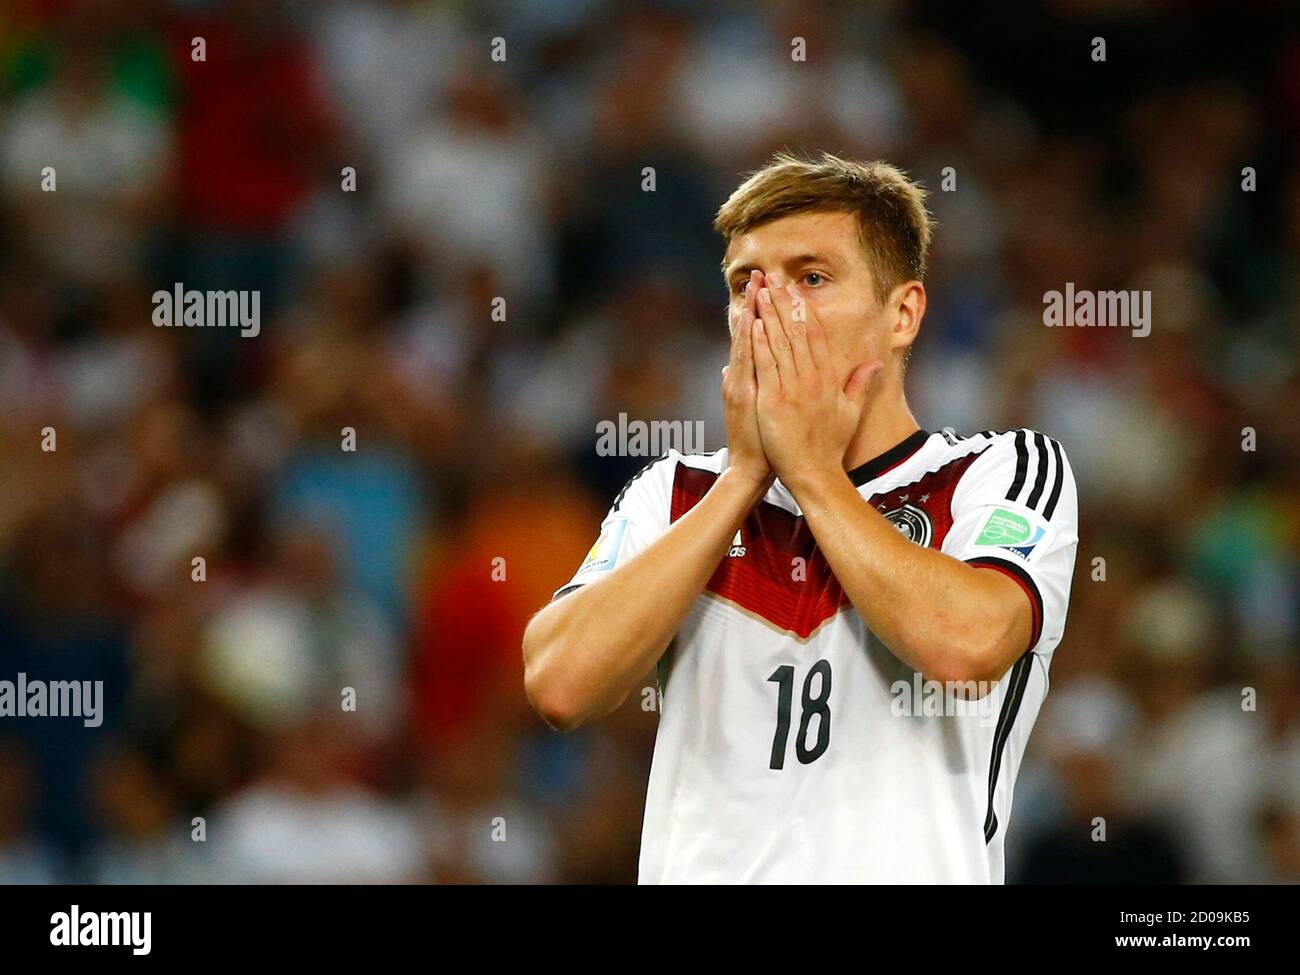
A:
715;151;933;303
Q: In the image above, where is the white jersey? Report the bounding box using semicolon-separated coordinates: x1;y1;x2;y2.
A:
555;429;1079;884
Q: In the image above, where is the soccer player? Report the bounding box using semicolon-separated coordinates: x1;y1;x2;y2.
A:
523;153;1079;883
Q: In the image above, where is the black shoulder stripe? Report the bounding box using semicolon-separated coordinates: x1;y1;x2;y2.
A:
1024;432;1051;510
610;453;667;514
1043;438;1066;519
983;652;1034;844
1005;430;1029;502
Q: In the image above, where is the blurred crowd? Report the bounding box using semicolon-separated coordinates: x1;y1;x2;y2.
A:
0;0;1297;884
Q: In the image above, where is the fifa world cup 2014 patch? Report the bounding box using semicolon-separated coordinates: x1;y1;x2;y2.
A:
577;517;630;577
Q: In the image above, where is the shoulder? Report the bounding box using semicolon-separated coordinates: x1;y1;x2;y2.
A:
609;448;728;512
952;428;1076;521
952;428;1072;471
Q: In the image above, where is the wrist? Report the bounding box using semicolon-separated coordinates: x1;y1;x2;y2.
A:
781;462;850;502
720;463;773;503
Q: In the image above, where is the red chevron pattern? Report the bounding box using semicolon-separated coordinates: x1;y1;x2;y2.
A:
669;449;987;638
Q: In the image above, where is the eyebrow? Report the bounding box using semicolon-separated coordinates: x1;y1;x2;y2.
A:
721;253;838;282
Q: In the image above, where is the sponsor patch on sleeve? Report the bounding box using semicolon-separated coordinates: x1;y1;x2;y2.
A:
974;507;1047;560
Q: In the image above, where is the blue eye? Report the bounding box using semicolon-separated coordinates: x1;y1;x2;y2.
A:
804;272;824;286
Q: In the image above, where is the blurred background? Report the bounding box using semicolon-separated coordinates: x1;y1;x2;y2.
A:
0;0;1297;884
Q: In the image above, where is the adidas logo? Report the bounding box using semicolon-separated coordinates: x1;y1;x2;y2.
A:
728;529;746;558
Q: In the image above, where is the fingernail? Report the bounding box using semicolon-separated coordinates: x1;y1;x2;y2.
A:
754;318;765;334
759;288;772;304
768;273;783;287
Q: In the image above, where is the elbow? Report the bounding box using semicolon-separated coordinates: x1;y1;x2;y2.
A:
522;628;589;732
916;629;1020;697
922;660;995;696
525;676;587;732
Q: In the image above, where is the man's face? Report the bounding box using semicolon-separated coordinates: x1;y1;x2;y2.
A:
723;210;900;384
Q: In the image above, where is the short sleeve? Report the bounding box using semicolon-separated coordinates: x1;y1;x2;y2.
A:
551;452;677;600
941;431;1079;655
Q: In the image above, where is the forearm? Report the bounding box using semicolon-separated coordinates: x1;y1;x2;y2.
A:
524;466;769;729
789;469;1029;685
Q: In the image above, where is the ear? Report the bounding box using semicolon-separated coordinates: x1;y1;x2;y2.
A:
891;281;926;353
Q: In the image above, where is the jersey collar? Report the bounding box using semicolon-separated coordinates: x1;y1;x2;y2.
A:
846;429;930;487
